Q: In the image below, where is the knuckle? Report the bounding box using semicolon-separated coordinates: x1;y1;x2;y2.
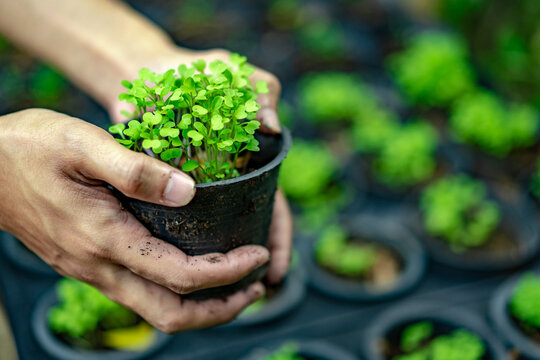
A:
154;313;183;334
171;274;198;295
121;158;148;195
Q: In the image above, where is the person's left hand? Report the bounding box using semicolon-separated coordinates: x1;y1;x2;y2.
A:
107;47;293;285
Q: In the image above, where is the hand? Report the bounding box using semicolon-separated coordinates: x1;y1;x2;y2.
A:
107;47;293;285
0;109;269;333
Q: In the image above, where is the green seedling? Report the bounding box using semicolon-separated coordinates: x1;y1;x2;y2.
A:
315;224;377;277
450;90;538;156
48;278;137;349
388;31;475;107
510;273;540;332
109;53;268;183
394;321;486;360
264;342;303;360
420;174;500;252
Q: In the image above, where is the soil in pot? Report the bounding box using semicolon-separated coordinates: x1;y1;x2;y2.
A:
381;321;489;360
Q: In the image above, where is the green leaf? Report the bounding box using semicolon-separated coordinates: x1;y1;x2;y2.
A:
256;80;269;94
194;122;207;134
246;138;260;151
245;99;260;112
160;148;182;162
182;160;200;172
116;139;133;148
244;120;260;134
160;128;180;138
229;53;247;66
121;80;132;89
193;105;208;117
179;114;192;129
211;96;224;112
195;90;207;101
192;59;206;73
234;105;248;119
109;123;125;135
187;130;204;141
142;139;161;150
209;60;227;74
211;114;224;130
177;64;195;78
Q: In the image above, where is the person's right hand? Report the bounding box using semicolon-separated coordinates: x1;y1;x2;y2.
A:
0;109;268;333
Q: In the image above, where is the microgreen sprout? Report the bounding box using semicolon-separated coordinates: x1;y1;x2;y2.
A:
315;224;377;277
388;31;475;107
450;90;539;157
394;322;486;360
510;273;540;333
109;53;268;183
420;174;500;252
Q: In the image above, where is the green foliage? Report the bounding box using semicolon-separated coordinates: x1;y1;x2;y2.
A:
299;72;375;124
510;273;540;331
450;91;539;156
352;104;400;153
30;65;68;107
48;278;136;342
373;121;438;187
394;322;485;360
315;224;377;277
388;31;475;107
401;322;434;353
296;20;347;60
420;175;500;251
264;343;303;360
279;140;338;201
110;53;267;183
267;0;302;30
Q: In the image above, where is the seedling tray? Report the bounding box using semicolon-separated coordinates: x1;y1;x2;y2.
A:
2;206;539;360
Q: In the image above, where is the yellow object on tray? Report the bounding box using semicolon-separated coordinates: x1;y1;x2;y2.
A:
102;322;156;351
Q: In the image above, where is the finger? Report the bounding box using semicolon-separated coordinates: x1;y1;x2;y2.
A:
107;210;270;294
100;266;265;333
266;190;293;284
108;100;135;124
75;126;195;206
252;70;282;134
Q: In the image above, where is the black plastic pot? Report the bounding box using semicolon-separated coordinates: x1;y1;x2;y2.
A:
115;129;291;300
219;253;307;328
301;213;426;301
363;302;507;360
240;340;359;360
31;287;171;360
410;194;540;272
0;232;58;277
490;271;540;360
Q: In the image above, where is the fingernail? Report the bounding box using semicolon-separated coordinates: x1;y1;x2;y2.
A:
259;108;281;133
163;172;195;206
247;282;265;300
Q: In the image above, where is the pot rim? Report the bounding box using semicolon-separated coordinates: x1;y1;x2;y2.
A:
363;302;506;360
489;271;540;360
301;213;427;302
31;286;171;360
195;127;291;189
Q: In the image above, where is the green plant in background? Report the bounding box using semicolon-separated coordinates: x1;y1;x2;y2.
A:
315;224;377;277
394;321;486;360
30;65;68;107
298;72;376;124
266;0;303;31
109;53;268;183
175;0;217;28
510;273;540;333
352;103;400;154
388;31;475;107
296;20;347;61
48;278;138;349
279;139;338;201
420;175;500;252
450;90;539;156
264;343;303;360
373;121;438;187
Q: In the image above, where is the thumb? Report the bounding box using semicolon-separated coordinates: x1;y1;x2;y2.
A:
82;129;195;206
